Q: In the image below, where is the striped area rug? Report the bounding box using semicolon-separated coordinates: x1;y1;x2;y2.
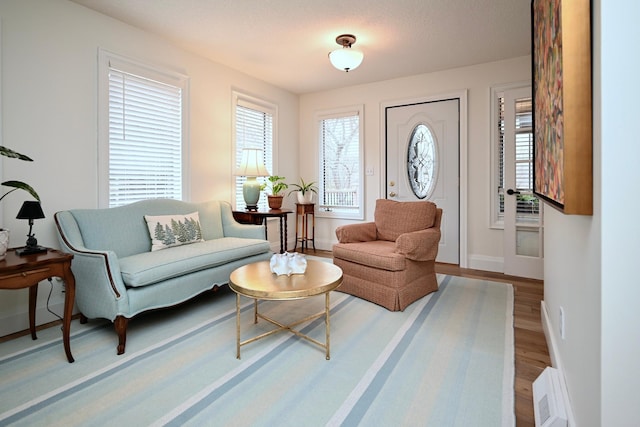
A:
0;274;514;426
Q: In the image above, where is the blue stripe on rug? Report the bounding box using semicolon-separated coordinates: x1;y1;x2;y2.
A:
0;323;109;365
0;302;248;425
0;274;514;427
327;275;451;426
158;295;355;426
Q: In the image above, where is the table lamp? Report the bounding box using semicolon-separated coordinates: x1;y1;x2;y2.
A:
234;148;269;211
15;201;47;256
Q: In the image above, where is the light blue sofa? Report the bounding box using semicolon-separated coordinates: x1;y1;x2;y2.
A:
54;199;272;355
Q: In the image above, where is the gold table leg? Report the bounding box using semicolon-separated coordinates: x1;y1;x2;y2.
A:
235;293;333;360
325;292;331;360
236;293;241;359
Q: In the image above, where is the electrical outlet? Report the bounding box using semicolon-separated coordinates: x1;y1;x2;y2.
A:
559;306;565;340
365;167;374;176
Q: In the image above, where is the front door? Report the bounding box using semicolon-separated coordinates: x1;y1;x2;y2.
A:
502;86;544;279
385;98;460;264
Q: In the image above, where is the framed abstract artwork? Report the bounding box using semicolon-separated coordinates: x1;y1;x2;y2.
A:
531;0;592;215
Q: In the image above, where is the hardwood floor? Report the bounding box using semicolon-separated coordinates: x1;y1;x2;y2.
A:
1;250;550;426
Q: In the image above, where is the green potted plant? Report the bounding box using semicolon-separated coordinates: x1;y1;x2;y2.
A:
289;178;317;204
0;146;40;260
261;175;288;210
0;146;40;202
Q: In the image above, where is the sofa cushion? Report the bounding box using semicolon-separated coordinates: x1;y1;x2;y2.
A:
144;212;204;251
119;237;271;287
374;199;437;241
333;241;405;271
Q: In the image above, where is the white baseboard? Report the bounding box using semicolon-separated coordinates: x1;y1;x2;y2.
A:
466;254;503;273
540;300;576;427
0;301;66;338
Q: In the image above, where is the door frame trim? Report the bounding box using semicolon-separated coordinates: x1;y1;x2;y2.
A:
380;90;468;267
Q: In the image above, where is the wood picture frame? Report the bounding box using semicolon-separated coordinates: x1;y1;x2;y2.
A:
531;0;592;215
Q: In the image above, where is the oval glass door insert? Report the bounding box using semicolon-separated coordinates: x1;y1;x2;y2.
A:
407;124;437;199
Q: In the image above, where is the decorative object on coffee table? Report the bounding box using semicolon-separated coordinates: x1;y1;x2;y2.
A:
269;252;307;276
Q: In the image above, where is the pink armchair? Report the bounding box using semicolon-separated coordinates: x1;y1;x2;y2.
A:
332;199;442;311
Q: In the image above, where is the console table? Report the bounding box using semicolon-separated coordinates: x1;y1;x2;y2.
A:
232;209;292;254
0;248;76;363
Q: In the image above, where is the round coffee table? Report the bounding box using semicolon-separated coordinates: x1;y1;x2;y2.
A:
229;260;342;360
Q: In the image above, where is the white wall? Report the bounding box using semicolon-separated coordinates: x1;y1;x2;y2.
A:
0;0;299;336
599;1;640;423
543;0;640;425
299;56;531;269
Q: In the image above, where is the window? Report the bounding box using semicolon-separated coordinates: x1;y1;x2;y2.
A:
98;50;189;208
233;92;276;211
491;84;538;227
317;106;364;220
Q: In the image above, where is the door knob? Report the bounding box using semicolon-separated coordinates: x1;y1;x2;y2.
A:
389;192;397;197
506;188;521;195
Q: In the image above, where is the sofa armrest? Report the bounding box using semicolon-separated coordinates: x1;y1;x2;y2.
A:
54;212;130;320
220;203;265;240
395;228;441;261
335;222;377;243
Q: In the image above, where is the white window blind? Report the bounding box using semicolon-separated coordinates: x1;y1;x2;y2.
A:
108;69;183;207
317;107;363;219
234;94;275;211
497;95;539;219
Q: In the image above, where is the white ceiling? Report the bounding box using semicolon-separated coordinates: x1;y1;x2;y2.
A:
70;0;531;94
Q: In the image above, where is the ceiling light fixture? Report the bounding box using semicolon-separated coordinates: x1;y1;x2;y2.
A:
328;34;364;72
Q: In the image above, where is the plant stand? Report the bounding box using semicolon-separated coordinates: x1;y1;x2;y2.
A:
293;203;315;252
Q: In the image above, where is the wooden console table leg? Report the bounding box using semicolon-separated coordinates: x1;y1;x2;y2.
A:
279;216;285;253
28;284;38;340
61;261;76;363
311;211;316;251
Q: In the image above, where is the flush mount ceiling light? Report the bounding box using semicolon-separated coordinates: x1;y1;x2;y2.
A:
328;34;364;72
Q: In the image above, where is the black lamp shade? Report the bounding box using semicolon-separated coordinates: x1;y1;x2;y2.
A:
16;201;45;220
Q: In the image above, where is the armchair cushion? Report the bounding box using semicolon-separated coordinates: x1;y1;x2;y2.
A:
332;240;405;271
374;199;437;241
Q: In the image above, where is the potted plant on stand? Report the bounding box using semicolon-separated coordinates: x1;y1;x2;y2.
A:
0;146;40;260
289;178;317;204
261;175;288;210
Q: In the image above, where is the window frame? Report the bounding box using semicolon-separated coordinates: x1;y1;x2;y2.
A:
97;49;190;208
316;105;364;220
231;91;278;211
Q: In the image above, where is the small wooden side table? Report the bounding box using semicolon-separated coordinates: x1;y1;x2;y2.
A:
294;203;315;252
0;248;76;363
232;209;293;254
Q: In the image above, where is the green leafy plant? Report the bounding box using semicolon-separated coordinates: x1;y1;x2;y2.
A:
0;146;40;202
260;175;288;196
288;178;317;196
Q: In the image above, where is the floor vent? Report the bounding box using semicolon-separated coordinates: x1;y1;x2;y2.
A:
533;367;568;427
